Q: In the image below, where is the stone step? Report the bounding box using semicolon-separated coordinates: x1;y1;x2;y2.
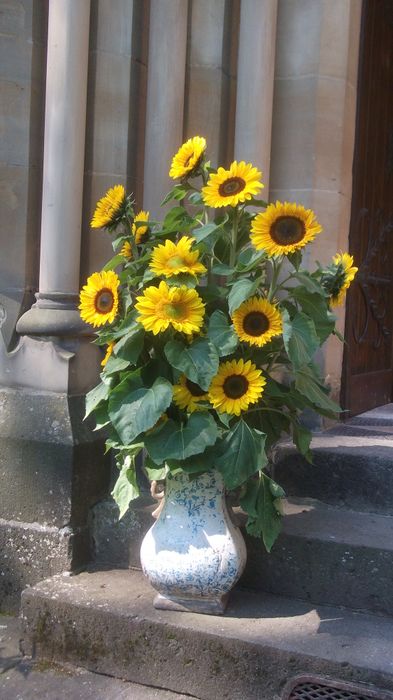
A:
20;569;393;700
242;498;393;617
272;428;393;514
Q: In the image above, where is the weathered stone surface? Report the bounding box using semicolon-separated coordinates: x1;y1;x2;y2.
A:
0;521;71;615
242;498;393;617
20;569;393;700
0;614;193;699
89;499;154;568
273;431;393;514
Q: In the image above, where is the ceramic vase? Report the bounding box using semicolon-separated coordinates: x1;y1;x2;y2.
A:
140;469;247;615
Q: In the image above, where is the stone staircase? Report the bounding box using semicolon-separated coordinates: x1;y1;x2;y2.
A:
19;406;393;700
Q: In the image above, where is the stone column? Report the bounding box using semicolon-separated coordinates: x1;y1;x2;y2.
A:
17;0;91;337
143;0;188;217
234;0;278;195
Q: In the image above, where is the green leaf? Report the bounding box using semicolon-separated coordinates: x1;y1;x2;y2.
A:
207;310;238;357
215;420;267;489
108;377;173;445
294;365;341;414
111;456;139;518
192;222;221;243
292;272;327;296
102;355;131;374
283;312;320;369
236;248;266;272
292;288;335;343
287;249;302;270
85;379;112;419
164;338;219;391
161;184;190;206
292;421;313;462
102;253;127;271
113;327;144;364
240;474;284;552
228;278;260;315
145;412;218;463
211;263;235;276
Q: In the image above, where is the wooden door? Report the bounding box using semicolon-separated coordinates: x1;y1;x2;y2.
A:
342;0;393;416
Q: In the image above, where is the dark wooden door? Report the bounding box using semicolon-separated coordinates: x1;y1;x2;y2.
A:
342;0;393;417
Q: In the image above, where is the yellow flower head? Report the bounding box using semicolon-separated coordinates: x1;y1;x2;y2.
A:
132;211;150;244
149;236;207;278
120;240;133;259
232;297;282;347
79;270;120;327
91;185;126;229
250;201;322;256
101;341;115;367
330;252;358;307
173;375;209;413
169;136;207;180
208;358;266;416
202;160;263;208
135;280;205;335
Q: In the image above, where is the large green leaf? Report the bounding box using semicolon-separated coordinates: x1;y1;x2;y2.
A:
294;365;341;414
108;377;173;445
113;327;145;364
103;355;131;374
111;456;139;518
144;412;218;464
215;420;267;490
207;310;238;357
228;278;260;315
292;273;327;297
292;421;313;463
292;288;335;343
85;378;113;419
164;338;219;391
240;474;284;552
283;311;320;369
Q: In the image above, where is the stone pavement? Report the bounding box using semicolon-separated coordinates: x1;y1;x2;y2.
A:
0;614;195;700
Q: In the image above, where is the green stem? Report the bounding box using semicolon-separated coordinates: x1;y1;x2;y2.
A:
229;208;239;268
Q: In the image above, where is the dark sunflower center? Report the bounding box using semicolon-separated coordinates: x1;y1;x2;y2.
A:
223;374;249;399
185;379;206;397
218;177;246;197
95;288;114;314
243;311;269;337
183;153;194;168
270;216;305;245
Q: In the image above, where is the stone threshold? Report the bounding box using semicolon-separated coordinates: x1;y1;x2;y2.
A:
20;568;393;700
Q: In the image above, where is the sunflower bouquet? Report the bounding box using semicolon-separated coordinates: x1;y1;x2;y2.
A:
80;136;357;551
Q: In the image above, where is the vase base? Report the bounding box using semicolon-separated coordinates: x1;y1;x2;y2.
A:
153;592;229;616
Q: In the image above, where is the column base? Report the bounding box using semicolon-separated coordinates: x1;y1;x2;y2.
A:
16;292;91;337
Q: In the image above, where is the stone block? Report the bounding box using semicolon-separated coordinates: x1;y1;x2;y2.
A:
20;569;393;700
89;499;154;568
275;0;323;78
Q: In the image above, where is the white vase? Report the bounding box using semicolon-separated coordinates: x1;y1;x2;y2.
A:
140;469;247;615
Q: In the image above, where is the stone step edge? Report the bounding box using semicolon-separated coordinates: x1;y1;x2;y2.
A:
20;569;393;700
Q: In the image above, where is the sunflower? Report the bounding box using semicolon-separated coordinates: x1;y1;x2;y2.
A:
120;240;133;259
173;375;209;413
201;161;263;208
169;136;206;180
132;211;150;244
250;201;322;256
91;185;126;229
208;358;266;416
329;252;358;307
79;270;120;327
232;297;282;347
135;280;205;335
101;341;115;367
149;236;207;278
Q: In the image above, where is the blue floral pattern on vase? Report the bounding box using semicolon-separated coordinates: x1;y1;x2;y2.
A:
140;469;247;611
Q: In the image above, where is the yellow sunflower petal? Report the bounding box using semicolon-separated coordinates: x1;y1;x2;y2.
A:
330;252;358;307
232;297;282;347
132;211;150;244
202;160;263;208
173;375;209;413
120;240;133;259
79;270;120;328
101;341;115;367
208;358;266;415
91;185;126;229
250;201;322;256
169;136;207;180
149;236;207;278
135;280;205;335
